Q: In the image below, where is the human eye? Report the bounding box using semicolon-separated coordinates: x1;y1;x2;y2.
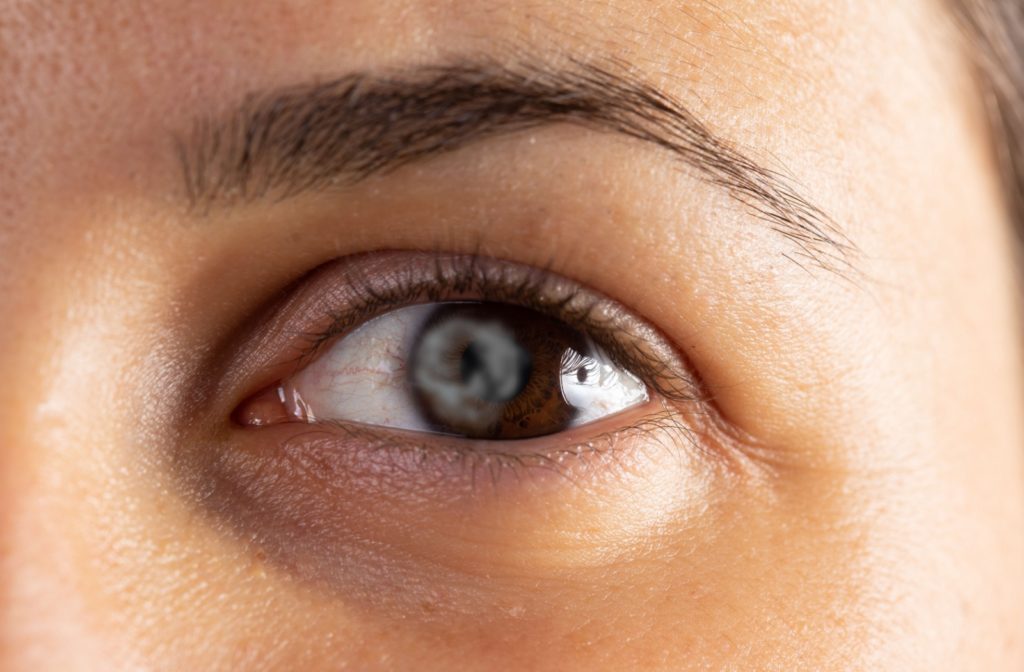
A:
227;251;706;482
238;299;650;439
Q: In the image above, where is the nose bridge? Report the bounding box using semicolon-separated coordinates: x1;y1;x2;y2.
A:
0;317;130;672
0;433;101;672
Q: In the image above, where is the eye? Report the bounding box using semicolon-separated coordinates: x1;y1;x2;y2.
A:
229;251;703;463
238;301;649;439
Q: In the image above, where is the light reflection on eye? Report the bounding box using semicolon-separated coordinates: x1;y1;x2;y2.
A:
265;301;649;439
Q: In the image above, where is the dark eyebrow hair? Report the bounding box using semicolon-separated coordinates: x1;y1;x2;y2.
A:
177;59;854;272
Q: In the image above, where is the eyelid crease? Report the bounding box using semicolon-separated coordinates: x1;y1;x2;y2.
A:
283;251;706;408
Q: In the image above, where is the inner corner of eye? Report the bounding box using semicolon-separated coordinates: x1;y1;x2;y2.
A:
233;383;308;427
235;300;651;440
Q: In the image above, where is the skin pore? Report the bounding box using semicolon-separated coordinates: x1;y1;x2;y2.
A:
1;1;1023;670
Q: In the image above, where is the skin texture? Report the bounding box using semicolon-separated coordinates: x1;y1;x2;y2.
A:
1;1;1023;670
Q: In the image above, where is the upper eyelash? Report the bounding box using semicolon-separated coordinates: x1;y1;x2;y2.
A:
289;252;704;405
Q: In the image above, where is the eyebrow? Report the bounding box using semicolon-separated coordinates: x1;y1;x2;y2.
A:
177;58;853;272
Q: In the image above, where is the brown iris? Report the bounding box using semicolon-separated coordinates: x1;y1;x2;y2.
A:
407;303;588;439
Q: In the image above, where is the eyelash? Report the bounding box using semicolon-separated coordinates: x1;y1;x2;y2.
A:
286;252;703;406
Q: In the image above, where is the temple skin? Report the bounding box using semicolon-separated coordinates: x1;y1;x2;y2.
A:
1;1;1023;670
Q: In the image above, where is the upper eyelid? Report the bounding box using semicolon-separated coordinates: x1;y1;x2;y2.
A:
279;252;704;405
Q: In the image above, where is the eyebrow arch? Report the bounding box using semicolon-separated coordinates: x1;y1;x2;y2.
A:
177;58;854;272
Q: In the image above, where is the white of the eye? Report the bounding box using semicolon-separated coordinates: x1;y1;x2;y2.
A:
284;304;650;433
560;344;649;426
284;304;437;431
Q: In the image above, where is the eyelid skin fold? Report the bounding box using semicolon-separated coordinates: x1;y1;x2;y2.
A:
229;251;705;414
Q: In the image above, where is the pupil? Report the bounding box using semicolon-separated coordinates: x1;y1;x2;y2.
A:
459;335;532;403
577;366;588;383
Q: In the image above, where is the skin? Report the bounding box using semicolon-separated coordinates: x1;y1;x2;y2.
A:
1;0;1023;670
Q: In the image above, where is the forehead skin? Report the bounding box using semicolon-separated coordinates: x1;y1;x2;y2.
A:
1;1;1023;671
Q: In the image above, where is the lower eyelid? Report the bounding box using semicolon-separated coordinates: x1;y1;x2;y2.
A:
235;397;684;494
200;398;729;601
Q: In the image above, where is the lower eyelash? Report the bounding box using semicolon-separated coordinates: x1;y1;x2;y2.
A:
272;401;697;493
